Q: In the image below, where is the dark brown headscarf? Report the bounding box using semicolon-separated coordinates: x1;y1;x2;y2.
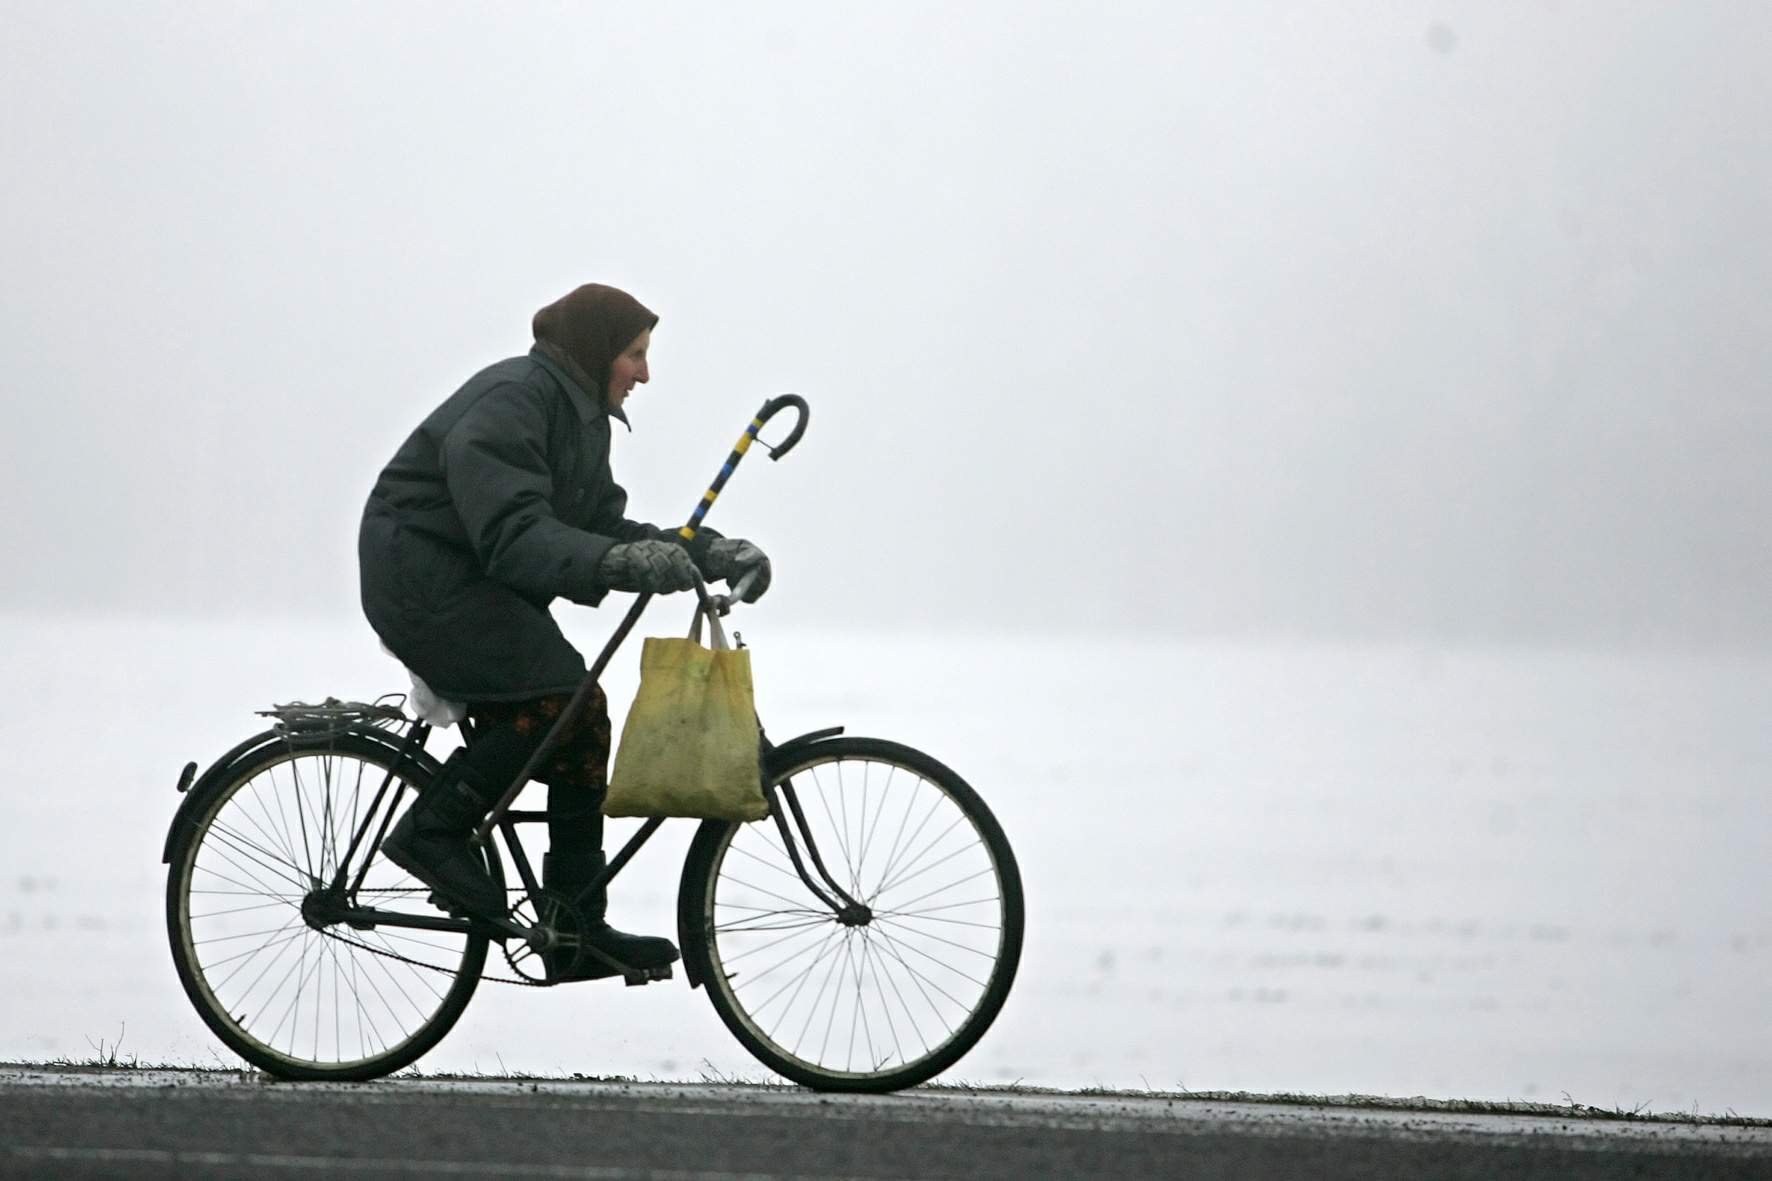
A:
531;283;658;409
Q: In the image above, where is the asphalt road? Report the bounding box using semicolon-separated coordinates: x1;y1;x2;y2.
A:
4;1068;1770;1180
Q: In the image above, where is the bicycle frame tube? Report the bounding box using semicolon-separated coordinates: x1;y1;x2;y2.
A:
334;719;431;898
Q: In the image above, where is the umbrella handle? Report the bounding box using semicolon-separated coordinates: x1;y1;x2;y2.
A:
677;394;810;542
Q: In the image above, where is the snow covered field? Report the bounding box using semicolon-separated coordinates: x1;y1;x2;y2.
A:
5;611;1770;1115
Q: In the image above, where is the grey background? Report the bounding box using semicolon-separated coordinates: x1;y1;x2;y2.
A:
3;1;1768;647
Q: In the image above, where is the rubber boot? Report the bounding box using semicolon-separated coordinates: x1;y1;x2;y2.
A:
543;850;679;980
381;751;505;918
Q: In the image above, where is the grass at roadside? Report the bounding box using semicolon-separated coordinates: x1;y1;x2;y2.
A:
5;1057;1769;1129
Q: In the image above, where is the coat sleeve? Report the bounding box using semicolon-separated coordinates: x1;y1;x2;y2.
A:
439;383;616;605
588;486;721;566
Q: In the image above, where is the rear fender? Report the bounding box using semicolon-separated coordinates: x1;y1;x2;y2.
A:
160;724;435;864
161;730;285;864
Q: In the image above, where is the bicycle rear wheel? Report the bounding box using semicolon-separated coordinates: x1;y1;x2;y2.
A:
686;737;1024;1092
165;732;496;1080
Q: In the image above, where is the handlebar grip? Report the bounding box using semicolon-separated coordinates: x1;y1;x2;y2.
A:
728;565;763;602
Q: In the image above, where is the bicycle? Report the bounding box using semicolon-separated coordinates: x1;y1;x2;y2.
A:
161;396;1025;1093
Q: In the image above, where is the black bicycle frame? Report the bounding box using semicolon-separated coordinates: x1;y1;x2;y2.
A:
311;720;862;953
312;393;845;946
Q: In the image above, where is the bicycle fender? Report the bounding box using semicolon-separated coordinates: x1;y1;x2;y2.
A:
761;725;845;765
159;723;434;864
161;729;286;864
674;726;847;989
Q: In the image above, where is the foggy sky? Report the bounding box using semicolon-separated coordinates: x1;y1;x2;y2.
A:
3;1;1769;647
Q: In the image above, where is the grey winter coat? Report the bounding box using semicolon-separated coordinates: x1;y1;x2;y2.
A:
358;348;701;701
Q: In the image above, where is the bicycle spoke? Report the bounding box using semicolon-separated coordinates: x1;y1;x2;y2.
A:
717;871;823;915
868;924;965;1031
878;910;1002;934
871;815;970;899
729;932;840;1002
816;933;856;1066
846;927;875;1072
853;764;898;897
722;918;833;972
724;838;813;887
873;915;997;962
810;767;857;891
194;922;315;949
264;934;321;1049
878;866;998;916
853;761;870;898
362;930;448;1006
202;823;311;894
237;782;304;877
714;900;828;918
208;921;306;988
870;921;988;991
789;927;850;1058
740;926;843;1022
879;894;1001;919
287;761;318;883
862;927;925;1060
244;778;302;874
715;915;832;935
871;785;945;907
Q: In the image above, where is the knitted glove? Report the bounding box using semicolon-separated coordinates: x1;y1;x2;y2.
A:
703;538;772;603
597;540;699;594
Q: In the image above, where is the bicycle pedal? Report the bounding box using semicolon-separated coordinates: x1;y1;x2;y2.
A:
621;964;673;987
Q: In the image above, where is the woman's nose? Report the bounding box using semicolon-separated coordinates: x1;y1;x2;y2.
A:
636;362;649;384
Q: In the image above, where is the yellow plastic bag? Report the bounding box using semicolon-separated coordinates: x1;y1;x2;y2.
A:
605;608;768;821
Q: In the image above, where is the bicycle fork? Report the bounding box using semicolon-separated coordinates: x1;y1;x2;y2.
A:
766;778;872;926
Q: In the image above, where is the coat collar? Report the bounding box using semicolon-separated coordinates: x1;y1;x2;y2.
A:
529;346;630;430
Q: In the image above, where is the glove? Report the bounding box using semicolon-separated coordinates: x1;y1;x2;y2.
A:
703;537;772;603
597;540;699;594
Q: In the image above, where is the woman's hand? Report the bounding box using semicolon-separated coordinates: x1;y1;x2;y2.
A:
704;538;772;603
598;540;699;594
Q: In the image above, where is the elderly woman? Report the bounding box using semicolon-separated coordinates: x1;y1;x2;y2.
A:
357;283;769;980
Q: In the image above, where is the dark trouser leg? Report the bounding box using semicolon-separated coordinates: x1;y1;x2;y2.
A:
383;700;574;918
469;688;678;979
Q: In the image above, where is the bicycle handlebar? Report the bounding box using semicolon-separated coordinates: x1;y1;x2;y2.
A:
697;564;762;618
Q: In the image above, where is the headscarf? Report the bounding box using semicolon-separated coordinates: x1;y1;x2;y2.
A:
531;283;658;409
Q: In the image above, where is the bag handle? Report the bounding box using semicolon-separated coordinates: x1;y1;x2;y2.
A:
687;599;731;651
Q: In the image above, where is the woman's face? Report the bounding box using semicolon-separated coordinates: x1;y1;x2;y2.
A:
607;328;651;411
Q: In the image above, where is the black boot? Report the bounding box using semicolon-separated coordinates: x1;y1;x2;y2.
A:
381;751;505;918
543;850;679;980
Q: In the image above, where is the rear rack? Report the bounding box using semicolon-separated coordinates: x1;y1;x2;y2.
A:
257;695;410;739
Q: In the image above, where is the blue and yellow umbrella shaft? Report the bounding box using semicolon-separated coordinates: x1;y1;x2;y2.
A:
679;416;764;541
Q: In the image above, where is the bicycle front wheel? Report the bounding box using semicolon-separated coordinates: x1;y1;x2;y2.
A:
686;737;1024;1092
165;732;495;1080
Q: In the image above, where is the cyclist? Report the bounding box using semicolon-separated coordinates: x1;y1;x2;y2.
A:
356;283;770;979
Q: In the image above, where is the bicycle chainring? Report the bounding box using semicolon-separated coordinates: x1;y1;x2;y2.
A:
501;888;586;985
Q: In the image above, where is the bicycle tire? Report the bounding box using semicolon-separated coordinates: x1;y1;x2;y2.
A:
683;737;1024;1092
165;731;497;1080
